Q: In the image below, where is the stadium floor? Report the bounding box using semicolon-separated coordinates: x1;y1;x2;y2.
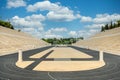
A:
0;46;120;80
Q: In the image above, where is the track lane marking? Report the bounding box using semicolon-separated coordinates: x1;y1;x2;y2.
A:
48;72;57;80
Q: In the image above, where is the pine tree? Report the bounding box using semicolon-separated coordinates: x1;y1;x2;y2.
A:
117;20;120;27
105;24;109;30
109;21;113;29
113;23;116;28
101;26;105;32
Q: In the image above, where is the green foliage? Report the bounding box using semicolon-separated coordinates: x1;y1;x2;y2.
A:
117;20;120;27
104;24;109;30
0;20;14;29
101;26;105;32
113;23;117;28
42;37;83;45
101;20;120;32
109;21;113;29
18;29;21;32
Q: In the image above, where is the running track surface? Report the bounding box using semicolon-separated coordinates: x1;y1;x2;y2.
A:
0;46;120;80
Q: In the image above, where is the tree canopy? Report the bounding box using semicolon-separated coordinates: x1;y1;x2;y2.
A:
0;20;14;29
42;37;83;45
101;20;120;32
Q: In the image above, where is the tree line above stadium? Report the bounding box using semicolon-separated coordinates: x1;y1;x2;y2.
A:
0;20;14;29
42;37;83;45
101;20;120;32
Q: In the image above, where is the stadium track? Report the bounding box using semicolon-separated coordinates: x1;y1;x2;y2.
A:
0;46;120;80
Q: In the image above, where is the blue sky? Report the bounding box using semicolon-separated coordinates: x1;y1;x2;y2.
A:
0;0;120;38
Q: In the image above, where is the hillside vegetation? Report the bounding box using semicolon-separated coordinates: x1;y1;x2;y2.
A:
0;20;14;29
42;37;83;45
101;20;120;32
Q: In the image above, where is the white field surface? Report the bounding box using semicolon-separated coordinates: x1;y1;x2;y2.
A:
16;47;105;71
47;47;93;58
74;27;120;55
0;26;49;56
30;47;93;59
29;47;55;58
16;61;34;68
33;61;105;71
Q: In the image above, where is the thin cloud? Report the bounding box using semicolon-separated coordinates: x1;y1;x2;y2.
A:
49;27;67;33
69;31;77;37
7;0;26;8
80;13;120;23
85;24;104;29
93;13;120;23
44;34;63;39
80;16;92;22
44;27;67;38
